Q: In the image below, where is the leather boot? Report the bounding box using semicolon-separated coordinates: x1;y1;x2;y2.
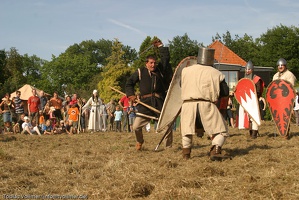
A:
249;130;253;137
251;130;258;139
209;145;222;161
182;148;191;159
136;142;144;150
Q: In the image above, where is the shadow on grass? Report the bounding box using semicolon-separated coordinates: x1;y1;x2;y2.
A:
0;135;17;142
225;144;274;157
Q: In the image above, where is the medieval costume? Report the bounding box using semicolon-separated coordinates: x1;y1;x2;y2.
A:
126;39;173;150
82;90;102;132
180;47;229;160
271;58;297;139
243;60;264;139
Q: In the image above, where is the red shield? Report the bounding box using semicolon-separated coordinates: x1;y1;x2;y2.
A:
266;79;295;137
234;78;261;126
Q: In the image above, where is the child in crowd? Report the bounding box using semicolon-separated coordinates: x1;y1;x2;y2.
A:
21;116;42;136
49;106;56;127
67;101;79;133
13;113;25;134
114;105;123;132
53;120;66;134
65;120;76;135
39;110;45;130
127;101;136;132
42;119;53;135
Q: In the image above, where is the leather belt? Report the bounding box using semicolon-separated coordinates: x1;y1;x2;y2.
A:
183;99;211;103
141;93;161;99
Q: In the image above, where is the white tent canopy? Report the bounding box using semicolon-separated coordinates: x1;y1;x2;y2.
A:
10;84;51;100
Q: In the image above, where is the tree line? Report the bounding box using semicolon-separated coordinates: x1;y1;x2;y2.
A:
0;24;298;102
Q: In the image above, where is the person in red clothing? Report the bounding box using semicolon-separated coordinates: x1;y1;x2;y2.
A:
118;95;130;132
27;89;41;126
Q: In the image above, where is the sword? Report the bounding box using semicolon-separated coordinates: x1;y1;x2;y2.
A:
109;86;161;114
139;45;154;56
154;121;174;151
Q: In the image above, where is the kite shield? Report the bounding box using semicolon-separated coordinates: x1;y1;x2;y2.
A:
234;78;261;126
266;79;295;137
156;56;197;134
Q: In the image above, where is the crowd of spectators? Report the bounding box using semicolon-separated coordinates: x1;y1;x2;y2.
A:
0;89;137;135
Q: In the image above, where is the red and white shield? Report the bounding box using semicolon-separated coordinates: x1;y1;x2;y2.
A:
234;78;261;126
266;79;295;137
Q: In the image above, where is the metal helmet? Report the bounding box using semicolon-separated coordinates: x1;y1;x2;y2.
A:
277;58;287;67
245;60;254;70
197;47;215;66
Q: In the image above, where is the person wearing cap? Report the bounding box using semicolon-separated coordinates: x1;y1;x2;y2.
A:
82;89;102;132
244;60;265;139
125;39;173;150
180;47;230;160
21;116;42;136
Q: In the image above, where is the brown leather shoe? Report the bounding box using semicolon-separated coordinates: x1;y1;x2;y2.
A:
136;142;143;150
182;148;191;159
209;145;222;161
251;130;258;139
249;130;253;137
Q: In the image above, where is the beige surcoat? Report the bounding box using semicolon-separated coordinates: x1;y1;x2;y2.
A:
273;69;296;86
181;64;228;136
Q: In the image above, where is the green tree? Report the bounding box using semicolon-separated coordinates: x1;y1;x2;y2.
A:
213;31;259;64
40;38;137;98
3;48;24;93
258;24;299;76
169;33;202;68
22;54;45;86
41;53;99;96
0;50;6;97
98;39;133;102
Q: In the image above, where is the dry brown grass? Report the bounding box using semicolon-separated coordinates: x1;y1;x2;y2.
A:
1;121;299;200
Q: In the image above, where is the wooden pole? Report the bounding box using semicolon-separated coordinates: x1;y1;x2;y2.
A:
109;86;161;114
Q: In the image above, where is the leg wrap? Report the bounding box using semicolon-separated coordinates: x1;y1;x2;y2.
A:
182;135;193;148
212;133;226;147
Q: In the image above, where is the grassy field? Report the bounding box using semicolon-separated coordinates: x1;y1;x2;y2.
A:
1;120;299;200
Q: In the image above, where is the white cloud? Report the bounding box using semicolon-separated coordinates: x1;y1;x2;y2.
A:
108;19;147;37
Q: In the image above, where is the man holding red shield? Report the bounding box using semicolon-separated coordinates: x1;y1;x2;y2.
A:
243;60;264;139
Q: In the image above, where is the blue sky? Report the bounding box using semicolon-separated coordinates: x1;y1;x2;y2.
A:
1;0;298;61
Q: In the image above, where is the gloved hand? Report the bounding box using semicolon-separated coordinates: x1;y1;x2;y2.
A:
152;39;163;48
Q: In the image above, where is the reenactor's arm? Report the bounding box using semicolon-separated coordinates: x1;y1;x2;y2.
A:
219;79;229;97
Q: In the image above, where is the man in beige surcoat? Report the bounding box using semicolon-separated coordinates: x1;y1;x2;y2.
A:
272;58;296;86
180;47;229;160
272;58;296;139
